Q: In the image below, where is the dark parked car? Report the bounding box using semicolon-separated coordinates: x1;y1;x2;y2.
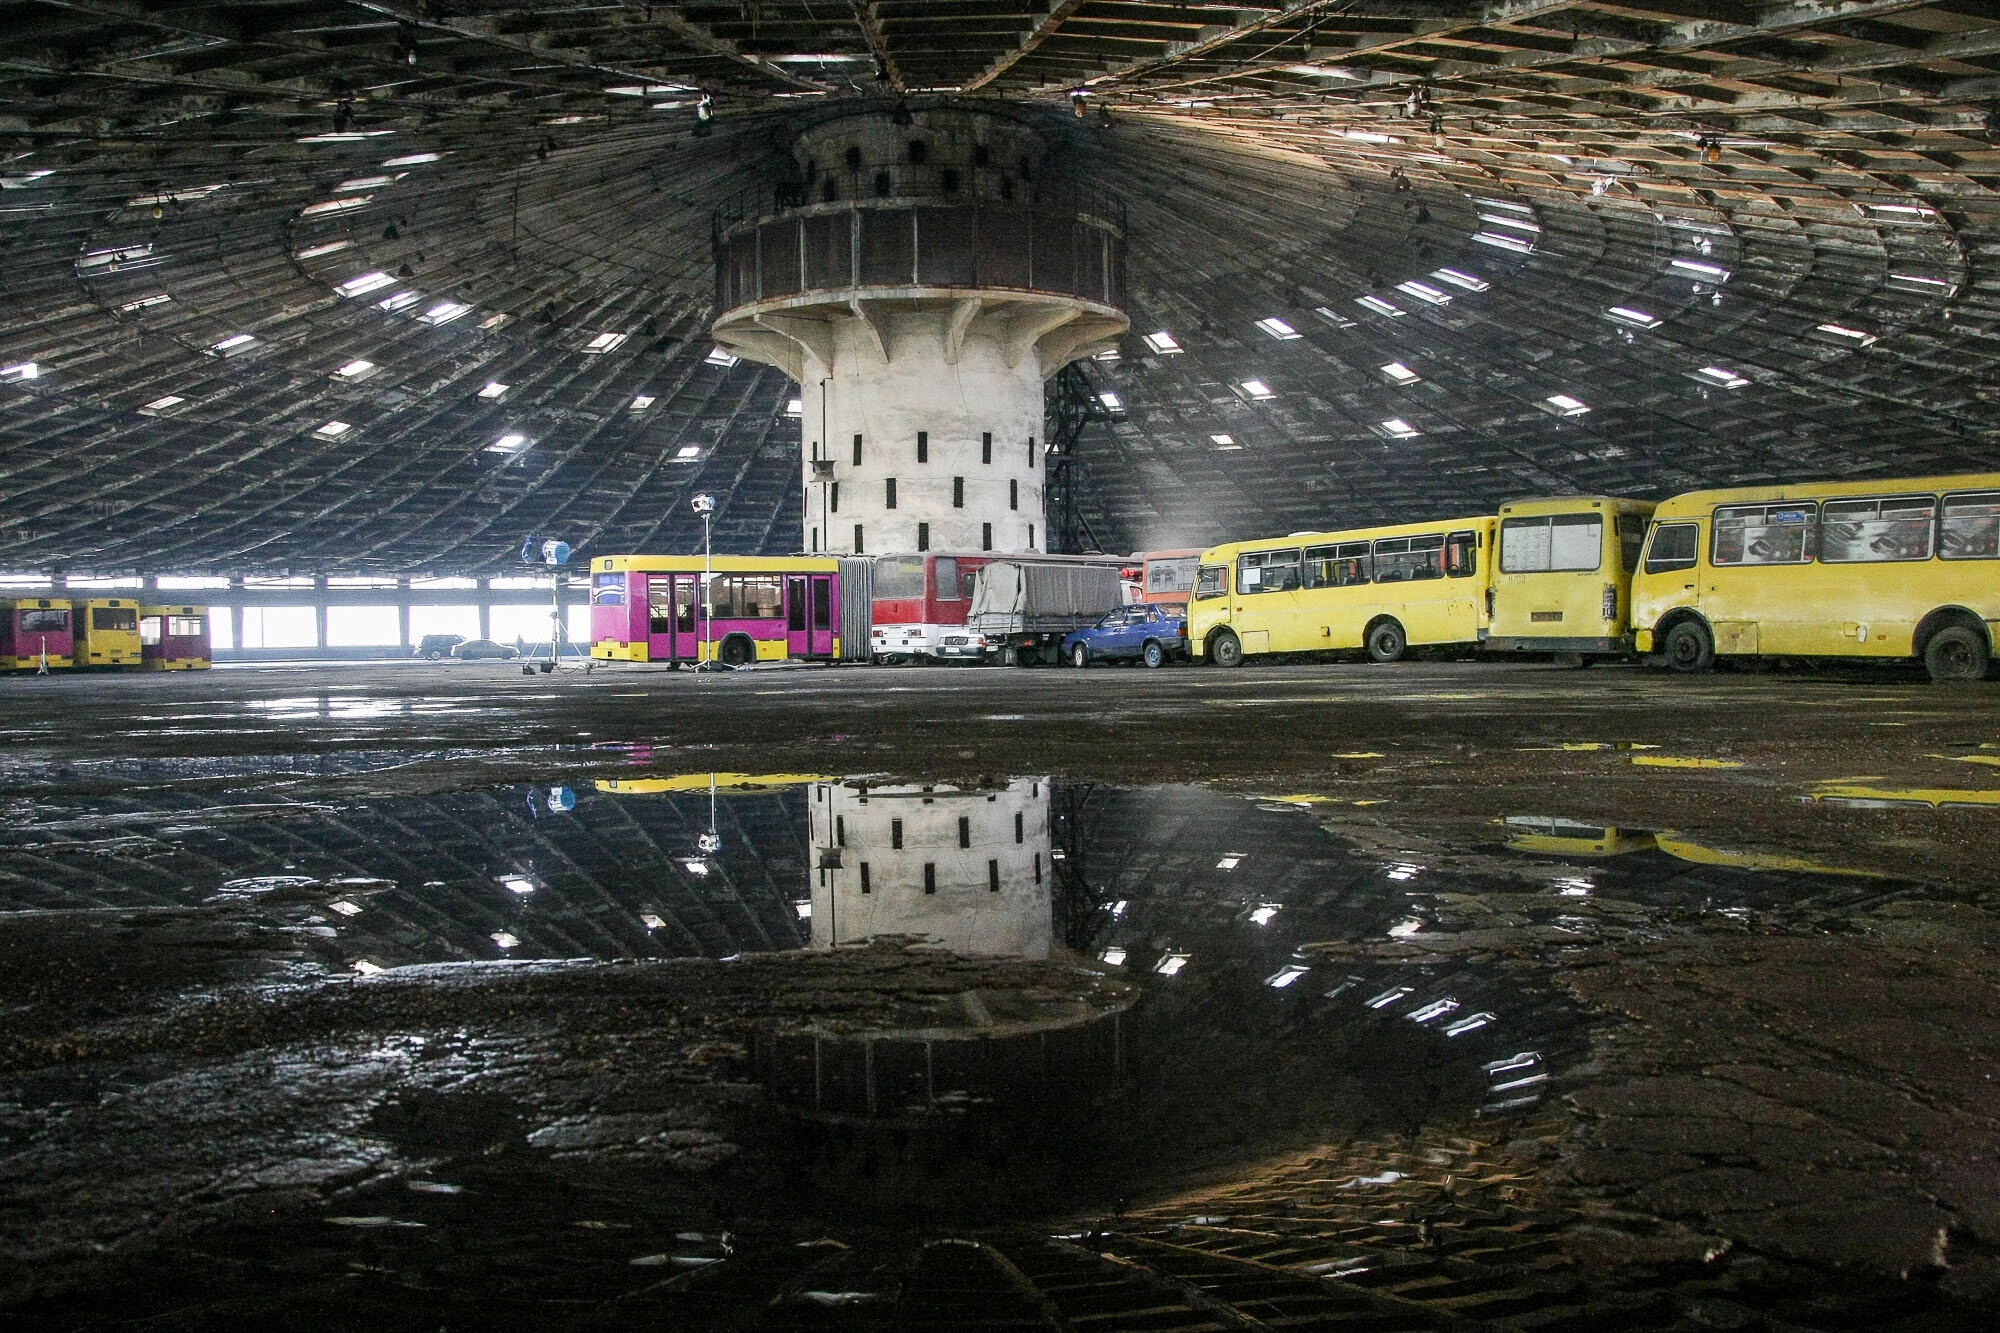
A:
414;633;465;661
450;638;519;661
1063;603;1187;668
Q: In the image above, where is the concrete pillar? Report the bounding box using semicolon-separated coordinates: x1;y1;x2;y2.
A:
713;103;1126;558
313;576;329;648
396;577;411;649
476;580;491;640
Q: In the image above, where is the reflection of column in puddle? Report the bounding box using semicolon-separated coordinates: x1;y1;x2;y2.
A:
806;777;1052;958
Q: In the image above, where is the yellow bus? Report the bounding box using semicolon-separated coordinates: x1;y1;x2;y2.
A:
74;596;142;666
1630;471;2000;682
1485;496;1656;657
1188;516;1491;665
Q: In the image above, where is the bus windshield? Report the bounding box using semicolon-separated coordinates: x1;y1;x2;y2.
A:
874;556;925;599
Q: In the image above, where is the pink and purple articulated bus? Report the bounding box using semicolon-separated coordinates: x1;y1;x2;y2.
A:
589;554;871;667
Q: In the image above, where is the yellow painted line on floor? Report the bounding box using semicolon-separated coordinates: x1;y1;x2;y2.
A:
1332;752;1384;759
1929;754;2000;768
1807;783;2000;809
1266;794;1333;805
1630;756;1745;770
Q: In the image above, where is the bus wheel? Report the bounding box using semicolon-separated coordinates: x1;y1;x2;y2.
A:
1210;630;1244;668
1662;621;1713;673
720;637;752;667
1924;625;1989;683
1071;643;1089;669
1143;640;1166;668
1365;620;1407;664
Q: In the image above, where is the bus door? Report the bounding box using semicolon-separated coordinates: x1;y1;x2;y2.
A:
647;574;700;663
786;576;811;658
810;575;835;656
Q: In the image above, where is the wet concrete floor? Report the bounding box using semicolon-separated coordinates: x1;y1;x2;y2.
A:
2;658;1998;1328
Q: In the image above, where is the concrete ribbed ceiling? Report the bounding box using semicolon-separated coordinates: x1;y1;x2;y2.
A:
2;1;1996;575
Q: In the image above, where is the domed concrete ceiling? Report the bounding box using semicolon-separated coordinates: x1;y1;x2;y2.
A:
1;1;1995;575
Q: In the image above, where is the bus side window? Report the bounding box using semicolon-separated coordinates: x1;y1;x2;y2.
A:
1713;502;1816;566
1192;564;1228;600
1446;530;1477;578
1642;521;1699;575
1938;491;1999;560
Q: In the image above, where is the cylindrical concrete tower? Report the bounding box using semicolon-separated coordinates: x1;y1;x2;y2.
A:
806;777;1053;957
713;103;1128;556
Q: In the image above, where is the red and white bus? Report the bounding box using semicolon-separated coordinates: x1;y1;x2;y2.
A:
869;552;999;663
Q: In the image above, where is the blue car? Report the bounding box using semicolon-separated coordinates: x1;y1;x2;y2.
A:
1064;603;1188;668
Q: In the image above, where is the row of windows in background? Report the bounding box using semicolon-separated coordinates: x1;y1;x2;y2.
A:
218;604;587;650
1645;490;2000;572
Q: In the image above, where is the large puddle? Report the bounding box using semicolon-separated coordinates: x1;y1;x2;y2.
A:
3;775;1992;1327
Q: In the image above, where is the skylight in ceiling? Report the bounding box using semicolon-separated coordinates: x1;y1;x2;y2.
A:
1395;280;1451;306
297;130;394;143
1340;131;1397;144
1098;390;1123;411
1254;317;1300;340
337;271;394;298
1281;63;1361;79
333;359;377;382
1472;231;1536;255
300;196;372;218
486;432;530;455
1431;268;1490;292
418;301;472;326
1544;393;1590;417
208;333;256;356
139;394;186;413
1355;295;1405;317
1154;953;1189;977
674;445;703;460
1379;418;1420;438
1094;347;1120;361
1238;379;1275;400
381;152;443;168
1265;965;1310;989
119;294;171;312
1476;212;1541;235
0;169;53;187
297;240;352;260
784;397;803;416
1142;331;1182;354
1692;365;1750;389
1312;306;1355;329
478;381;508;399
76;243;159;272
1210;434;1238;449
1815;322;1878;346
631;395;656;410
584;332;628;354
1667;258;1729;282
334;175;399;192
314;420;352;438
1886;273;1957;296
1380;361;1420;384
1;362;39;382
1606;306;1662;329
705;347;740;367
126;184;225;207
376;290;422;313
